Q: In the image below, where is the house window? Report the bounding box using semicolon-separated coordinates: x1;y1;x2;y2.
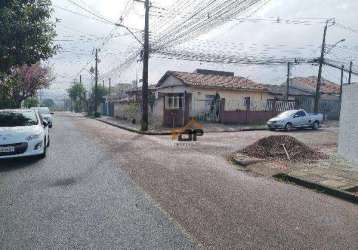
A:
165;95;183;110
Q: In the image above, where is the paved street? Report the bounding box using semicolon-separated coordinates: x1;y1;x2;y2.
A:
1;113;357;249
0;114;197;250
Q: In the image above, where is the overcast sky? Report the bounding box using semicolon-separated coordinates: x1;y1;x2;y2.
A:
47;0;358;100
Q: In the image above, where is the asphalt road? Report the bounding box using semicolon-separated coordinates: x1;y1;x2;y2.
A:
0;114;198;249
1;113;357;250
72;114;358;250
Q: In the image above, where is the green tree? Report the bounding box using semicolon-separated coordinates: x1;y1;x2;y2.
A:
0;87;16;108
91;85;108;104
23;97;39;108
0;0;57;75
67;82;86;112
41;98;55;108
88;85;108;116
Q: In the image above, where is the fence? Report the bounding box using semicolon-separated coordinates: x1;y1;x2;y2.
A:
191;98;221;122
295;96;340;120
266;99;296;112
219;98;284;124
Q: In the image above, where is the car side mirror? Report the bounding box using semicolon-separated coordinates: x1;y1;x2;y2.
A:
50;112;54;115
43;120;49;127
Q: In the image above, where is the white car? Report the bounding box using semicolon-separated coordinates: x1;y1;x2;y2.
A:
0;109;50;159
31;107;53;128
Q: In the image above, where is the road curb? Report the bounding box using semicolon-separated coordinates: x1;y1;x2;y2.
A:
95;118;172;135
95;118;267;135
273;173;358;205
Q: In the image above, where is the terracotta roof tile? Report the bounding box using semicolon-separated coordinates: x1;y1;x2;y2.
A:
160;71;267;91
289;76;340;95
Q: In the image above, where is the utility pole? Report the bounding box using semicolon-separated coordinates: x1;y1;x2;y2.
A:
109;78;111;95
79;74;82;111
141;0;150;131
286;62;291;100
348;61;353;84
314;20;329;113
94;48;99;114
340;65;344;105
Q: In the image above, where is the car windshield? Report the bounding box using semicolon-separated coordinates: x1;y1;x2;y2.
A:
0;111;38;127
37;108;50;114
276;110;297;119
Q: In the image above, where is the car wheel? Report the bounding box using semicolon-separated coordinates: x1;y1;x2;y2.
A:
269;128;276;131
47;136;50;147
285;123;293;131
312;121;319;130
39;138;47;159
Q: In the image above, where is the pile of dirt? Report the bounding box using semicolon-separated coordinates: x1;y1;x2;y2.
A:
240;135;326;161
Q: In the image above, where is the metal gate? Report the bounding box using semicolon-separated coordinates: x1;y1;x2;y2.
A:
192;98;221;122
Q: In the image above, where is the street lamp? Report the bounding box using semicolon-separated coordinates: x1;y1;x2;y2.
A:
325;38;346;55
115;0;150;131
115;23;143;46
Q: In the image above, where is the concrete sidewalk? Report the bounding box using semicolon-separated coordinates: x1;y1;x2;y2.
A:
96;116;268;134
287;160;358;196
234;151;358;200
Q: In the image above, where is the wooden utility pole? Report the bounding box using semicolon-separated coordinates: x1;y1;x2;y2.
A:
339;65;345;118
79;74;82;111
314;20;329;113
340;65;344;104
141;0;150;131
94;48;99;114
286;62;291;100
348;61;353;84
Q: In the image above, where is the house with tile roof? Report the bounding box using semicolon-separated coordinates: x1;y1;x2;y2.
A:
288;76;340;95
264;76;341;120
154;69;285;127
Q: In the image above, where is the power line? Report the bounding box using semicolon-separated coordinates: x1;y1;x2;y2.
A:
153;48;314;65
64;0;115;24
54;5;113;25
336;22;358;35
69;0;134;82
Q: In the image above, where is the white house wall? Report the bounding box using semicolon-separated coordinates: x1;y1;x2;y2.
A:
156;75;275;117
157;75;186;91
338;83;358;167
189;88;272;116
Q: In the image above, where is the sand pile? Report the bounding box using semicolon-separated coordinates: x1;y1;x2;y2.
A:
240;135;326;161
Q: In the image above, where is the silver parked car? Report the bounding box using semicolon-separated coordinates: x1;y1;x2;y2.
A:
267;109;323;131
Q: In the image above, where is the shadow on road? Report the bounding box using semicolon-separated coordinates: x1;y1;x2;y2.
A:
272;128;327;134
0;157;41;172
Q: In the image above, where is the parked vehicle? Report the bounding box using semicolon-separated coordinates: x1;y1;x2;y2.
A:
267;109;323;131
31;107;53;128
0;109;50;159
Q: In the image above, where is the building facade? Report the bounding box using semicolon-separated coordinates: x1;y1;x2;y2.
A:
155;70;283;127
